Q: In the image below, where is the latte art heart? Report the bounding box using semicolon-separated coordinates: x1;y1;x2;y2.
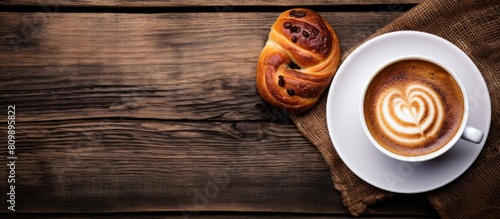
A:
364;59;465;156
376;84;445;147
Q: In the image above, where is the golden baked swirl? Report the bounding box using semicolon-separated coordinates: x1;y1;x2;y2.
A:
256;8;340;114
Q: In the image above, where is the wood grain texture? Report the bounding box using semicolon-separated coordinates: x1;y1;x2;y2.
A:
0;213;439;219
0;0;424;7
1;120;335;213
0;119;436;216
0;12;403;122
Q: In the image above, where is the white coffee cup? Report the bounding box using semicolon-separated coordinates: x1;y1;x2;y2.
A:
359;55;484;162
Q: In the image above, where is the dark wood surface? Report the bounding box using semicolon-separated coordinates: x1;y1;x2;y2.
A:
0;0;424;7
0;0;438;218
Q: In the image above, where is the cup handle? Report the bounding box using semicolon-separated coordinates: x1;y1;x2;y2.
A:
461;125;484;144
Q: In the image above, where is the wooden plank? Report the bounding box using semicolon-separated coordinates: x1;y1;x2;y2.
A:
0;12;403;122
0;119;437;216
0;213;439;219
0;0;424;8
0;119;338;213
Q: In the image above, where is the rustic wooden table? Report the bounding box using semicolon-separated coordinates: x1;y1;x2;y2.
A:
0;0;441;218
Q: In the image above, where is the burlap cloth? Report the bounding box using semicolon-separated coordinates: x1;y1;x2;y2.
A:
292;0;500;218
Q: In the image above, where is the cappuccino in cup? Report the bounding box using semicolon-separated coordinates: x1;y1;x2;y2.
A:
360;56;483;162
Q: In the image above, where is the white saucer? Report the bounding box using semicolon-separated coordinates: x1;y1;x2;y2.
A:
326;31;491;193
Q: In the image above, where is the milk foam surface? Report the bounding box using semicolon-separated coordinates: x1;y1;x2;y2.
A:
376;83;444;146
364;60;464;156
